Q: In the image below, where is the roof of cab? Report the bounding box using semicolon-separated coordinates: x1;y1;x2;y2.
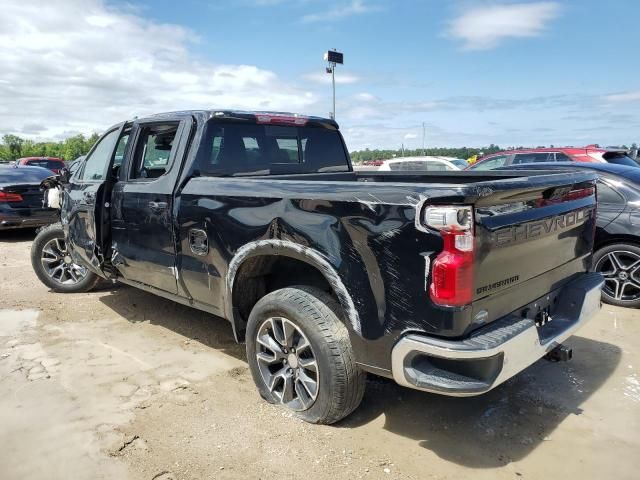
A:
135;110;339;129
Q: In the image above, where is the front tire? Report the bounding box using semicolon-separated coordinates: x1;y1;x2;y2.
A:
593;243;640;308
30;223;100;293
246;286;366;424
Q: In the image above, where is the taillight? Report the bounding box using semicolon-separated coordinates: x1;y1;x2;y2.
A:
0;191;23;202
255;113;308;126
422;206;474;307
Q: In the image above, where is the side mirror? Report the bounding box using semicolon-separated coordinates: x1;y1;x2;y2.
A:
59;167;71;184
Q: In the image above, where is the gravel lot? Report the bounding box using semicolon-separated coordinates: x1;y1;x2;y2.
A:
1;229;639;480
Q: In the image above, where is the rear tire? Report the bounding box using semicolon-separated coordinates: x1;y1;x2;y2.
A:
593;243;640;308
30;223;100;293
246;286;366;424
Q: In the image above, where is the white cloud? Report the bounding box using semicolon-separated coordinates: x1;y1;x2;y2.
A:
302;71;360;85
0;0;315;139
301;0;379;23
404;133;418;139
448;2;561;50
603;91;640;103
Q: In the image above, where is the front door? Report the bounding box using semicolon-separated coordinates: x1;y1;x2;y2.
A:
62;124;125;275
110;118;191;294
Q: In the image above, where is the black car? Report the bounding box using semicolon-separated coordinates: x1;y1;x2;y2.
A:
0;165;58;230
499;162;640;308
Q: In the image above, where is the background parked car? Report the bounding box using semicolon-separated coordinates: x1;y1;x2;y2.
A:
16;157;66;174
499;162;640;308
468;145;638;170
377;156;465;171
0;165;58;230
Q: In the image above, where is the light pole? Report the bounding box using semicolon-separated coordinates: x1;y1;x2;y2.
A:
422;122;426;156
324;49;343;120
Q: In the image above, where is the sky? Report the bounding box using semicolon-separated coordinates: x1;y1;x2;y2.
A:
0;0;638;151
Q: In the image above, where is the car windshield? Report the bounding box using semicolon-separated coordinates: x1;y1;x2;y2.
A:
450;159;468;169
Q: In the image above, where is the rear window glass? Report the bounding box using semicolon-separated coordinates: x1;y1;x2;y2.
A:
602;152;639;167
25;160;63;170
0;166;53;182
195;122;350;176
511;153;552;164
388;161;450;171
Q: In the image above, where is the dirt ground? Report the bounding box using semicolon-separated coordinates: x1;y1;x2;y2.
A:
1;229;639;480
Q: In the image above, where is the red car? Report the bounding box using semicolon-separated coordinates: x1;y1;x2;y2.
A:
16;157;65;174
467;145;638;170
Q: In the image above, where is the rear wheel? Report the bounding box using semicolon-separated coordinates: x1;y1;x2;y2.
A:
593;243;640;308
246;286;366;424
30;223;100;293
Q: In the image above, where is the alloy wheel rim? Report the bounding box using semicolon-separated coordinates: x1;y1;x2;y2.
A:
40;237;88;285
595;250;640;302
255;316;319;411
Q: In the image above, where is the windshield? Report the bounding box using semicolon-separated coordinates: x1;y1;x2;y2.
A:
450;159;468;169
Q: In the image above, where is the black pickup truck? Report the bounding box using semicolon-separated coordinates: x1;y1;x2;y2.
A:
31;110;603;424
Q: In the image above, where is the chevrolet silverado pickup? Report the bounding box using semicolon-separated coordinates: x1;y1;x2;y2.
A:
31;110;603;424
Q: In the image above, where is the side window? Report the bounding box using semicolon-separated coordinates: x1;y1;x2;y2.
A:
597;180;625;205
554;152;571;161
79;128;120;181
130;123;179;179
428;162;449;171
512;153;552;164
471;155;509;170
113;132;130;167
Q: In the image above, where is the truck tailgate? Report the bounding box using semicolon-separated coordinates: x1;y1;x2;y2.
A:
470;174;597;325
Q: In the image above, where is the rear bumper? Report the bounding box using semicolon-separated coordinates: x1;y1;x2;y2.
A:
391;272;603;396
0;210;57;230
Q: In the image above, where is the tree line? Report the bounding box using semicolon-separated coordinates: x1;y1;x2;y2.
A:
350;145;503;163
0;133;100;162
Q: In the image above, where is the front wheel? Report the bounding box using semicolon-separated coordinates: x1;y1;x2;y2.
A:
593;243;640;308
246;286;366;424
30;223;100;293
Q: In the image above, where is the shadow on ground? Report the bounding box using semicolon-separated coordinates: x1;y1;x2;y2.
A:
98;286;620;468
0;228;38;243
341;336;621;468
98;285;246;362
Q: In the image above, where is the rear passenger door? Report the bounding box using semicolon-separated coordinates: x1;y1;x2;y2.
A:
110;117;192;293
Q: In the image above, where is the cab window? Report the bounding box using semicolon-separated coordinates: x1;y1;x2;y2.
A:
79;128;121;181
196;122;349;176
130;123;179;179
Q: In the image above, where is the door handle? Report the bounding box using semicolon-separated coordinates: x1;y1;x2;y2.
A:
148;201;168;211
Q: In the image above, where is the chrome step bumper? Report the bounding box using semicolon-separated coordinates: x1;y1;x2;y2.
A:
391;273;604;396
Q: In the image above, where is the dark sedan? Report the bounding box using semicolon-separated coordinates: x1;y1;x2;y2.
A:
498;162;640;308
0;165;58;230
